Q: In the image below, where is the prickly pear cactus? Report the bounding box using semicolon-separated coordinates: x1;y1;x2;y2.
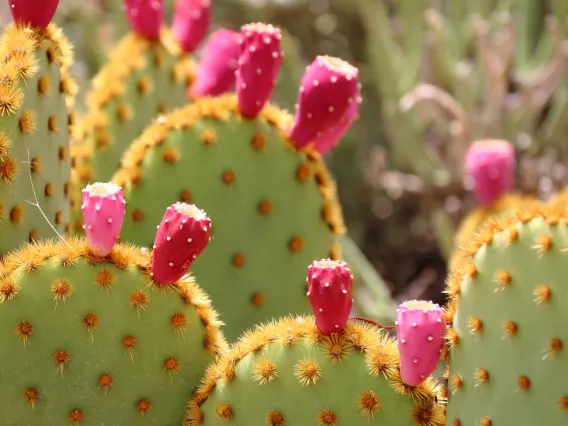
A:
0;237;227;425
445;205;568;425
449;194;542;270
186;316;445;426
0;20;76;256
113;95;345;341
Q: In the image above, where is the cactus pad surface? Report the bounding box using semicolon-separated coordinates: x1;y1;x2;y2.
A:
0;237;227;425
445;205;568;425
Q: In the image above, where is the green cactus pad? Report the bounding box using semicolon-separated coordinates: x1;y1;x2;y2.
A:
445;206;568;425
70;29;195;231
186;316;445;426
0;23;76;256
0;237;227;425
112;95;345;341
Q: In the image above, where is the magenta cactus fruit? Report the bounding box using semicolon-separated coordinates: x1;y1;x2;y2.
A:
465;139;516;207
396;300;446;387
288;56;359;149
306;259;353;335
151;202;211;285
236;22;283;118
172;0;211;53
81;182;126;257
189;29;241;99
124;0;163;40
312;85;361;155
8;0;59;28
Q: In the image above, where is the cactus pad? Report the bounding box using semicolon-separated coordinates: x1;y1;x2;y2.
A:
113;95;345;340
0;23;76;255
0;237;227;425
445;205;568;425
71;29;195;229
187;316;445;426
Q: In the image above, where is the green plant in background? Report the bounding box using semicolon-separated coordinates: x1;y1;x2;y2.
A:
0;181;227;425
0;6;76;256
357;0;568;259
187;260;446;426
444;203;568;425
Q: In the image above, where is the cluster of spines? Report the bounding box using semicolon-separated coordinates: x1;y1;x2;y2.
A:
186;316;445;426
443;202;568;423
113;94;346;260
0;236;227;420
0;23;76;249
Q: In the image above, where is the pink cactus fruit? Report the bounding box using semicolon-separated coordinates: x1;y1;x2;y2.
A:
151;202;211;285
307;259;353;335
189;29;241;99
236;23;283;118
124;0;163;40
288;56;359;149
465;139;515;207
81;182;126;257
312;84;361;155
172;0;211;53
8;0;59;28
396;300;446;387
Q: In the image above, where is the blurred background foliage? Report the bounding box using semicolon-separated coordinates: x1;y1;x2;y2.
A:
2;0;567;308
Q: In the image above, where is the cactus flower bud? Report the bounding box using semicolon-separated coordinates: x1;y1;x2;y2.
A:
236;23;283;118
465;139;515;207
396;300;446;386
289;56;359;149
81;182;126;257
124;0;163;40
189;29;240;99
172;0;211;53
8;0;59;28
151;202;211;285
307;259;353;335
312;88;361;155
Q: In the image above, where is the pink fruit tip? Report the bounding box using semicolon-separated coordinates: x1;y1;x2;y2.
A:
396;300;446;387
236;22;283;118
124;0;163;40
307;259;353;335
465;139;515;207
81;182;126;257
288;56;360;153
8;0;59;28
188;29;240;99
151;202;211;285
172;0;211;53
